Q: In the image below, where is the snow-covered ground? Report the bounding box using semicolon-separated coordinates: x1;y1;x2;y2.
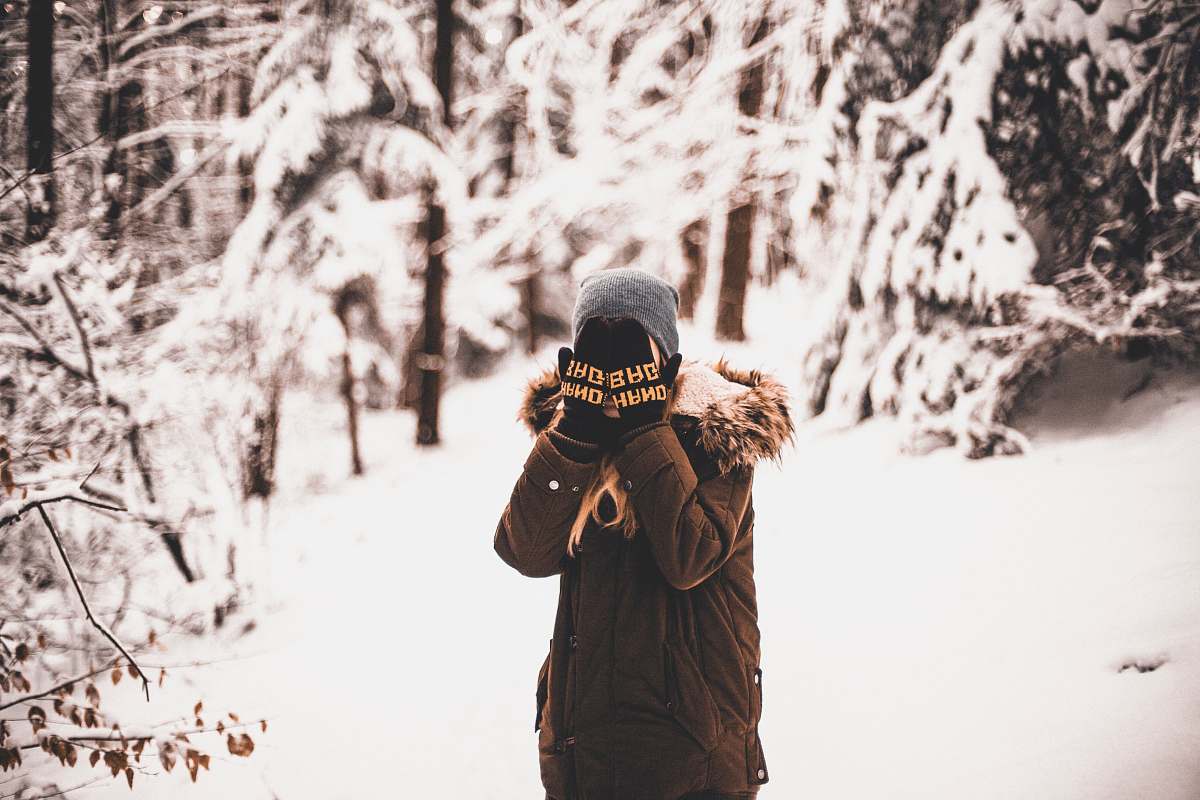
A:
84;339;1200;800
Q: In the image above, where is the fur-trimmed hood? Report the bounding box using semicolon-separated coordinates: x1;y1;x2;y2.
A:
517;356;795;474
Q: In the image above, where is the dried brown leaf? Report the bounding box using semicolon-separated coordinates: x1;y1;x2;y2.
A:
28;706;46;734
104;749;127;777
226;733;255;757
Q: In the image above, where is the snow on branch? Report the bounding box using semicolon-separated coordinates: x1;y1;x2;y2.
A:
796;0;1200;456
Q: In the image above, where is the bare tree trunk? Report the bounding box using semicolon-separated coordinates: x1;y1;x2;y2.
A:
237;66;254;213
717;203;753;340
100;1;148;242
765;182;796;284
497;8;522;190
521;272;539;353
417;192;447;445
0;10;10;249
26;0;55;242
100;2;214;239
416;0;454;446
715;17;768;341
127;427;195;582
504;11;540;354
334;284;367;475
340;352;364;476
400;324;422;409
241;381;282;500
678;220;707;320
0;4;14;112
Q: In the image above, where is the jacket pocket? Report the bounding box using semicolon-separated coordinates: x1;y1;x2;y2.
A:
746;665;769;785
535;639;552;733
663;639;721;752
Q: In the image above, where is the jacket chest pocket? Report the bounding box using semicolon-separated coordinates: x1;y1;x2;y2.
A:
662;639;721;752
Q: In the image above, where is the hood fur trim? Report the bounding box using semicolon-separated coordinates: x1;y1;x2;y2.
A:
517;356;795;474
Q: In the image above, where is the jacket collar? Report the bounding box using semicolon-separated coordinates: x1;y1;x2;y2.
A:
517;356;795;475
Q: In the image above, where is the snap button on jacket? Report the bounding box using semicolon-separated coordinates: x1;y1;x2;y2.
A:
495;358;793;800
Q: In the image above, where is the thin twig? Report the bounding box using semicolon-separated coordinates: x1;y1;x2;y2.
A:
0;300;91;383
35;505;150;702
12;717;268;750
0;664;115;712
0;495;127;530
52;273;95;381
0;776;106;800
79;452;110;493
126;136;228;221
0;162;32;204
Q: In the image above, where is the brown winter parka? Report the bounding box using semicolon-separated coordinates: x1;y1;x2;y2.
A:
494;357;794;800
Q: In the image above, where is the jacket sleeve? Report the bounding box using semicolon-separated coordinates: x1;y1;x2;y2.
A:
494;428;603;578
612;420;754;590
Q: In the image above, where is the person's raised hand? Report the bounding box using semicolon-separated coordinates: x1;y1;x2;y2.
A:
554;316;612;444
606;318;683;432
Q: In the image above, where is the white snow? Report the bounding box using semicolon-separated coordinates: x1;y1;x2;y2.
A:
79;339;1200;800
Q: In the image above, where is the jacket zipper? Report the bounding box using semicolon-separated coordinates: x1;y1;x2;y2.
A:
568;539;585;798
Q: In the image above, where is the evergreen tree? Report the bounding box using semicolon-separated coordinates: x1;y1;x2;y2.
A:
793;0;1200;455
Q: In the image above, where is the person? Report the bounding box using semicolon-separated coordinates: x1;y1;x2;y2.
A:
494;267;793;800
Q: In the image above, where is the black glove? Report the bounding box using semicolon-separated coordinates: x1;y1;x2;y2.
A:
607;318;683;431
554;317;611;444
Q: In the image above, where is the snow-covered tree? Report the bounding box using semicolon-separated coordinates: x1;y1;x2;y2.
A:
459;0;822;340
0;6;279;790
177;0;437;482
792;0;1200;456
0;227;264;796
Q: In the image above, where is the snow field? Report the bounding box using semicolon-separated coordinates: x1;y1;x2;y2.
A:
83;344;1200;799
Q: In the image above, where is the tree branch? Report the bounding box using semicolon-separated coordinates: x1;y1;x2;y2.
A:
0;301;91;382
51;274;94;381
10;716;267;751
0;491;127;530
127;137;228;222
115;119;226;151
35;505;150;702
116;4;226;60
0;665;114;713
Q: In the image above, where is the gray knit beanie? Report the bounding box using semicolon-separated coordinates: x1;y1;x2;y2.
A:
571;267;680;358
